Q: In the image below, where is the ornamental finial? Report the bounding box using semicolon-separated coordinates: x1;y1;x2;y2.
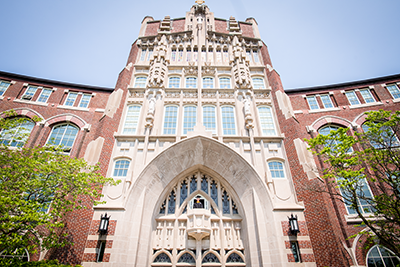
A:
195;0;205;5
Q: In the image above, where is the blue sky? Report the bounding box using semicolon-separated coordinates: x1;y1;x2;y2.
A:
0;0;399;89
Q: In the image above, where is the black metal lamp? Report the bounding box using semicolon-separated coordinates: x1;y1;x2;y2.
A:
98;213;110;235
288;214;300;235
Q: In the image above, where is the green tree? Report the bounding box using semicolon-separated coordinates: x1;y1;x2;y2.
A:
0;111;116;263
307;110;400;257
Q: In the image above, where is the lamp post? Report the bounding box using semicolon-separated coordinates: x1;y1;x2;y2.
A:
99;213;110;235
288;214;300;235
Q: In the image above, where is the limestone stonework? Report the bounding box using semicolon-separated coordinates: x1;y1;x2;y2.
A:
1;1;400;267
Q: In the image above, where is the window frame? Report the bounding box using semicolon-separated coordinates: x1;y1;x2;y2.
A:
318;124;354;153
345;90;361;105
268;161;286;179
0;118;35;147
112;159;131;177
337;176;374;215
37;88;52;103
182;105;197;135
22;85;38;100
123;105;142;134
64;92;78;106
78;93;92;108
134;76;147;88
359;88;376;103
306;95;320;110
221;105;237;136
219;77;231;89
257;106;276;136
163;105;179;135
45;123;79;152
366;245;400;267
202;77;214;89
320;94;334;109
386;84;400;99
202;105;217;135
185;77;197;88
0;80;11;96
252;77;265;89
168;76;181;88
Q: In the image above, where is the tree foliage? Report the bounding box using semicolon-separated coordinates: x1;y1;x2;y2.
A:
307;110;400;257
0;111;117;260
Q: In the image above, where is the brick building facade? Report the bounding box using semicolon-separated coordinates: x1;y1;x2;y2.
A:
1;1;399;266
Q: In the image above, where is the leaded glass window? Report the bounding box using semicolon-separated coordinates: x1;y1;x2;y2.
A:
320;94;334;108
79;94;92;108
252;77;265;89
387;84;400;99
178;49;183;62
168;190;176;214
211;180;218;207
186;48;192;61
46;123;79;151
345;91;360;105
171;49;177;61
0;118;35;147
221;106;236;135
37;88;52;103
258;106;276;135
178;253;195;263
186;77;197;88
306;96;319;110
140;49;146;61
183;106;196;135
0;81;10;96
202;253;220;263
208;48;213;62
123;105;141;134
227;253;244;263
203;77;214;88
367;245;399;267
154;253;171;263
223;48;229;63
253;50;260;63
203;106;216;134
64;92;77;106
201;176;208;194
219;77;231;89
222;190;230;214
134;76;147;88
163;106;178;135
360;88;375;103
169;77;180;88
180;180;188;206
190;176;197;194
268;161;285;178
147;49;153;61
113;160;130;177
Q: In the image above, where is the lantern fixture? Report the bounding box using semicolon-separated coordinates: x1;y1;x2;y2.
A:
98;213;110;235
288;214;300;235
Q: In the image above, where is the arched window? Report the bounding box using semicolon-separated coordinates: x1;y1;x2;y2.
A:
134;76;147;88
178;252;195;264
153;252;172;263
0;118;35;147
319;125;353;153
268;161;286;179
203;77;214;88
0;80;11;96
46;123;79;152
362;123;400;149
186;77;197;88
367;245;399;267
168;77;181;88
257;106;276;135
0;247;29;262
203;105;216;134
183;106;197;135
221;106;236;135
202;253;220;264
113;159;130;177
219;77;231;89
163;106;178;135
252;77;265;89
123;105;141;134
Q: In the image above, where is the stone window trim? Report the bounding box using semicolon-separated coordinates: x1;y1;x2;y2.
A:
251;76;265;89
61;90;94;108
257;105;277;136
342;88;377;106
133;75;148;88
182;105;197;135
122;104;142;135
220;105;237;136
162;105;179;135
112;158;131;178
382;83;400;102
0;80;15;98
202;104;217;135
168;76;181;88
45;122;80;153
303;93;335;110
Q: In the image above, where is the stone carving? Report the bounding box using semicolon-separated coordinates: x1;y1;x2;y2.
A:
184;62;198;76
145;95;156;128
231;36;252;89
148;35;169;88
201;62;215;75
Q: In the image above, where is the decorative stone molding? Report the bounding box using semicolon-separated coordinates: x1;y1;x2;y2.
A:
184;62;198;76
148;35;169;88
201;62;216;76
231;36;252;89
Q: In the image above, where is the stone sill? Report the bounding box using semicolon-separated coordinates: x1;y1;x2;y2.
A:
13;99;49;106
309;107;341;113
348;102;383;109
57;105;89;112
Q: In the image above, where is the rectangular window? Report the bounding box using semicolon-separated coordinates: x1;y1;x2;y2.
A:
253;50;260;63
387;84;400;99
171;49;177;62
246;50;252;62
134;77;147;88
203;106;216;134
201;49;207;62
193;48;198;62
64;92;78;106
320;94;334;109
219;77;231;89
79;94;92;108
223;49;229;63
359;88;375;103
345;91;360;105
123;105;141;134
306;96;319;110
203;77;214;88
338;177;374;215
290;241;301;263
183;106;197;135
208;48;213;62
178;49;183;62
163;106;178;134
186;48;192;61
252;77;265;89
216;49;222;63
169;77;180;88
221;106;236;135
37;88;52;103
0;81;11;96
186;77;197;88
140;49;146;61
258;107;276;135
22;85;37;100
147;49;153;61
96;241;106;262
